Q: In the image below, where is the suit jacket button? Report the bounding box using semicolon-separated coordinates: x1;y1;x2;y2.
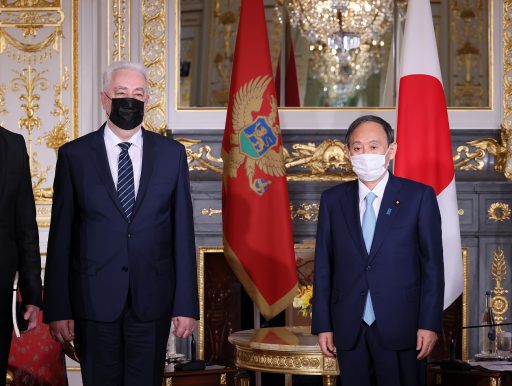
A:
127;233;133;238
366;265;372;270
122;266;129;272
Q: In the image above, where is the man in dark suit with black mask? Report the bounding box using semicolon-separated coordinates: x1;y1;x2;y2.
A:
43;61;199;386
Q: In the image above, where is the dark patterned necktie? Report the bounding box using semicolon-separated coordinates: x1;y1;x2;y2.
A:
117;142;135;220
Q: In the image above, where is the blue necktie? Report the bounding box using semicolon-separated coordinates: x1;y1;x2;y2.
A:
362;192;376;325
117;142;135;221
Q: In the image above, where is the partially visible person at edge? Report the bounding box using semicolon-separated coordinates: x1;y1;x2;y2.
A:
312;115;444;386
43;61;199;386
0;126;42;382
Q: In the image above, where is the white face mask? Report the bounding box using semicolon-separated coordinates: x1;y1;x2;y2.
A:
350;151;389;182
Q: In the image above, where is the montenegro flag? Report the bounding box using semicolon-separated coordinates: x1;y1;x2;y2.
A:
222;0;298;320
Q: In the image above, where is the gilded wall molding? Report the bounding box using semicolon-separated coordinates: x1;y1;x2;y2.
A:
463;126;512;179
487;202;511;222
109;0;129;62
505;0;512;130
0;83;7;116
142;0;167;135
462;248;469;361
200;202;320;222
290;202;319;222
179;136;509;181
178;138;356;181
491;247;509;327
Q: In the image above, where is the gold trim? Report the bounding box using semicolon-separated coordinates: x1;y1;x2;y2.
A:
0;83;7;115
290;202;319;222
458;209;465;216
201;208;222;216
0;1;60;6
36;204;51;227
491;247;509;327
72;0;78;139
462;247;469;361
112;0;128;61
233;346;338;376
177;137;357;181
453;145;486;171
220;373;227;385
142;0;167;134
0;27;61;53
200;203;321;222
487;202;511;222
504;0;512;129
39;66;70;154
197;246;223;361
178;134;512;180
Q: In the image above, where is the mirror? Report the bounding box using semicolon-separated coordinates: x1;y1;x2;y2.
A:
178;0;490;109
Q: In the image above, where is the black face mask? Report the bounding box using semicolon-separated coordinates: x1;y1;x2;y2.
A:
107;96;145;130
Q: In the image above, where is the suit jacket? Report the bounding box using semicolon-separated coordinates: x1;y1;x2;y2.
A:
0;127;41;315
311;173;444;351
43;124;199;323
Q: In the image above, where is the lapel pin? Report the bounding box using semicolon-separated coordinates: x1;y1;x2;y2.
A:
395;200;400;205
386;208;392;215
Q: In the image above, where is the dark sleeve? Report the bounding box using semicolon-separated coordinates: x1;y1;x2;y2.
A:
43;147;75;322
171;145;199;319
15;135;42;307
311;192;333;334
417;186;445;332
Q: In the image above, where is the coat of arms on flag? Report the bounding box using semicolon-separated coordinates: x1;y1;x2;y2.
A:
223;75;286;196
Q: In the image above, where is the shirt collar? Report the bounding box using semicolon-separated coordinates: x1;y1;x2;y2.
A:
104;124;143;149
358;171;390;204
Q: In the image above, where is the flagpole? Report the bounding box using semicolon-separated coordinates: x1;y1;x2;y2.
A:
279;0;288;106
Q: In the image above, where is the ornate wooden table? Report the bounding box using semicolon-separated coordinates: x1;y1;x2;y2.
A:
228;326;339;386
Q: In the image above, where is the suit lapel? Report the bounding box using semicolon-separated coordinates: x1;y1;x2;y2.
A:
131;128;155;220
368;174;402;263
0;130;7;200
340;181;368;258
91;124;126;219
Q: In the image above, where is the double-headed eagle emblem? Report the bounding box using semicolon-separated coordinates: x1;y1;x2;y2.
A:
222;75;286;196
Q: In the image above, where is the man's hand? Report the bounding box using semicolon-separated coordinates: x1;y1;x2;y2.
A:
23;305;40;332
172;316;196;339
49;320;75;343
317;332;336;357
416;329;438;359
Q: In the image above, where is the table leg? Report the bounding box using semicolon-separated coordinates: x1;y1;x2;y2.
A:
323;375;336;386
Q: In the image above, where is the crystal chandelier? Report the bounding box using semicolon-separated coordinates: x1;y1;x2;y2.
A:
278;0;393;105
287;0;393;51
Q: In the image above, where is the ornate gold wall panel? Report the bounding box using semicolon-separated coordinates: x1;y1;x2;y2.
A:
505;0;512;130
108;0;130;62
142;0;167;135
0;0;79;227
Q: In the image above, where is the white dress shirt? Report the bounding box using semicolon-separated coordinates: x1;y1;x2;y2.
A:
358;171;390;225
104;124;143;198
